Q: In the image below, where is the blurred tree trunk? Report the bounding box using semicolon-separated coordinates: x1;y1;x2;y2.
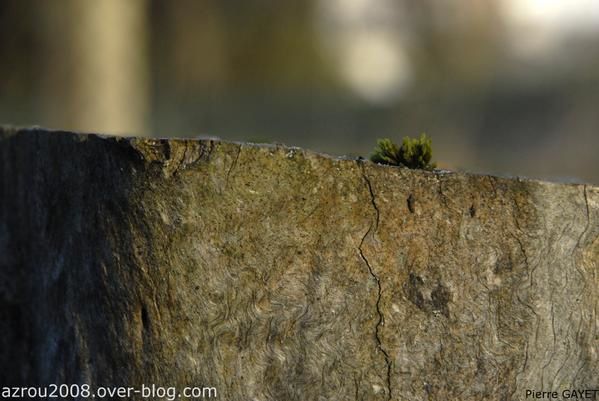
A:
40;0;149;136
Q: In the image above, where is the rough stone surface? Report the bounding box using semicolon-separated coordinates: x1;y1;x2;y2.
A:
1;127;597;400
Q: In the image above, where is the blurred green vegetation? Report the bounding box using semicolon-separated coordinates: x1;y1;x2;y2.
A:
0;0;597;183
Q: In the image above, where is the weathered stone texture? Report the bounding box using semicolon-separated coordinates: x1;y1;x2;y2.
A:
1;128;597;400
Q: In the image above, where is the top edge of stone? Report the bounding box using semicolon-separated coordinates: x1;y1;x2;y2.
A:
1;125;595;189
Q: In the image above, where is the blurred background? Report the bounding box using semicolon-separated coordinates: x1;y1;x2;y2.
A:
0;0;597;183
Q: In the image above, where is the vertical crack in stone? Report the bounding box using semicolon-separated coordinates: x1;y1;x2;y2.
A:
514;235;532;286
573;185;590;254
225;144;242;189
550;310;575;389
571;185;591;386
198;139;215;163
572;308;589;386
357;162;391;400
541;302;558;389
572;185;590;298
361;163;380;231
508;190;539;393
583;185;590;226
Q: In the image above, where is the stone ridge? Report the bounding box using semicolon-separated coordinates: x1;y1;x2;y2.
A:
0;127;597;401
5;126;593;187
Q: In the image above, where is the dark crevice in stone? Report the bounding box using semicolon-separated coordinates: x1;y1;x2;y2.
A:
405;273;425;311
357;161;391;401
225;144;242;189
430;283;450;318
141;304;150;332
407;194;415;214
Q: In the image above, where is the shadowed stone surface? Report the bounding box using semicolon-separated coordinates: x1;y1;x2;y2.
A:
1;127;597;400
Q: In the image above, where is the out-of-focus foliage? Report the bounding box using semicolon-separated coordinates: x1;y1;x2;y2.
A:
0;0;597;183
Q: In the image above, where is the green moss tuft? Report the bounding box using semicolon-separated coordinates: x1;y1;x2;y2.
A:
370;133;436;170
